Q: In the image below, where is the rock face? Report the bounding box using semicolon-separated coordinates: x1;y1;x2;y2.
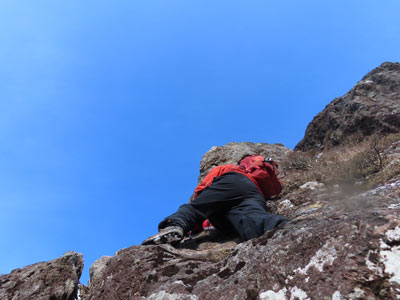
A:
296;62;400;151
3;61;400;299
82;136;400;299
87;204;400;300
86;234;242;300
0;251;83;300
81;62;400;299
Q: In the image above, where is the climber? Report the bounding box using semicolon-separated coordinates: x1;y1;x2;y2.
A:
142;155;290;246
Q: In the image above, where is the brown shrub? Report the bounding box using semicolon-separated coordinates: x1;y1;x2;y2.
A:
281;133;400;196
281;150;317;171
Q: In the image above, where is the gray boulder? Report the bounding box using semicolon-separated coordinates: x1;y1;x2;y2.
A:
0;251;83;300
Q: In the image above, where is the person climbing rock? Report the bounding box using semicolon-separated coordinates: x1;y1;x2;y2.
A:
142;155;290;246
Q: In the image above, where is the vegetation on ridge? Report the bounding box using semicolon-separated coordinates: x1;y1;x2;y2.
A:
281;133;400;196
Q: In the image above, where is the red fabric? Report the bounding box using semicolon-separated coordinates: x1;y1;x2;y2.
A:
194;156;281;200
194;164;236;198
237;155;282;199
202;219;215;230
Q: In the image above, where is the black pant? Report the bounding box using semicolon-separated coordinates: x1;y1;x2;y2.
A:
159;172;289;241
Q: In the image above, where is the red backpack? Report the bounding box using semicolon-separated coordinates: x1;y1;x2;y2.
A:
193;155;282;200
236;155;282;199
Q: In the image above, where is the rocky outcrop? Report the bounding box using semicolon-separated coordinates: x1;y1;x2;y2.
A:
0;251;83;300
80;62;400;299
86;204;400;299
82;136;400;299
3;62;400;299
296;62;400;151
86;233;242;300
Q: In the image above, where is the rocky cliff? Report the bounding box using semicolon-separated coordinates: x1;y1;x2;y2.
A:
1;62;399;300
0;252;83;300
296;62;400;151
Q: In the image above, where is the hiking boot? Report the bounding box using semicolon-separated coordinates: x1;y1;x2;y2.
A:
141;226;184;246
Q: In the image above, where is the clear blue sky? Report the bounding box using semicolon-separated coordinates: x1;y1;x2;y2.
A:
1;1;399;284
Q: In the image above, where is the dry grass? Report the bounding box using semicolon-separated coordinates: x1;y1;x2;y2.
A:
281;133;400;196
